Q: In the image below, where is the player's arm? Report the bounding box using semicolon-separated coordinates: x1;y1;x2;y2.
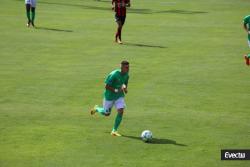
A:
126;0;131;7
105;74;118;93
112;0;115;10
243;22;247;32
243;23;249;33
106;84;124;93
106;84;119;93
243;18;249;33
105;74;123;93
123;85;128;93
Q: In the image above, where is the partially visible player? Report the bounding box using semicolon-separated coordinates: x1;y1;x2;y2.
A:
112;0;131;44
243;15;250;65
90;61;130;137
25;0;37;27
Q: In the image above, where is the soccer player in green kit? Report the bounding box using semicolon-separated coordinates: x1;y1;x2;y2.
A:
243;15;250;65
91;61;129;137
25;0;37;27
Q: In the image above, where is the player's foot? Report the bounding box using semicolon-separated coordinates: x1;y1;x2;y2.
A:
244;55;249;66
90;105;98;115
31;21;35;28
117;39;123;44
111;131;122;137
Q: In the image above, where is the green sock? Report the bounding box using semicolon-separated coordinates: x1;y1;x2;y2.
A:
248;54;250;58
112;113;123;131
26;11;31;22
31;10;35;22
96;107;107;116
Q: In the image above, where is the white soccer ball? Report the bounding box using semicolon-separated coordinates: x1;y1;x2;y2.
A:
141;130;153;142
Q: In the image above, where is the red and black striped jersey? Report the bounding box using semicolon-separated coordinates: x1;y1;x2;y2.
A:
112;0;130;16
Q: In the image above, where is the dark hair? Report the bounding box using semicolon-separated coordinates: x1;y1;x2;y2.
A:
121;60;129;66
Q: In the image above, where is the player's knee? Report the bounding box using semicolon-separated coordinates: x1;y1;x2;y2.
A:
117;109;124;115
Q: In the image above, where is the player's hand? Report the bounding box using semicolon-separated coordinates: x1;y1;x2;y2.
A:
122;84;126;89
121;84;128;94
120;87;127;93
112;6;115;10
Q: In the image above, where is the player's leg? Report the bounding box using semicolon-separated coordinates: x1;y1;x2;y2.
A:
31;7;36;27
119;25;123;42
115;24;123;42
244;39;250;66
111;98;126;136
119;16;126;42
91;99;113;116
244;53;250;66
25;4;31;27
248;38;250;48
111;109;123;136
30;0;37;27
116;22;123;44
115;15;123;44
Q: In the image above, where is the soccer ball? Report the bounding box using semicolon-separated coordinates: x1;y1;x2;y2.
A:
141;130;153;142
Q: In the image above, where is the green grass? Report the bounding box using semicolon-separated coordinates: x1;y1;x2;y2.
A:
1;0;250;166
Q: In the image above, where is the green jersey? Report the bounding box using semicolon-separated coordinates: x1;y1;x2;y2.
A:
104;69;129;100
243;15;250;30
243;15;250;40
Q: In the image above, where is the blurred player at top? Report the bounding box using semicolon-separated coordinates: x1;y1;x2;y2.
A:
112;0;131;44
25;0;37;27
243;15;250;66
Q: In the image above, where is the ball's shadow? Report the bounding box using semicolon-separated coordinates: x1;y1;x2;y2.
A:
122;135;187;146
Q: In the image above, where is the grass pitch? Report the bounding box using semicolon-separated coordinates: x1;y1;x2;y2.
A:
0;0;250;166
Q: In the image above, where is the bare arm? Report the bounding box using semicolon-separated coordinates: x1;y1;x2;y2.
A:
243;23;248;33
105;84;117;93
112;0;115;10
105;84;127;93
105;84;123;93
126;1;131;7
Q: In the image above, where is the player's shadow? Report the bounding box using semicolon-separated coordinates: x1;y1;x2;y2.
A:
93;0;110;3
122;135;187;146
39;1;152;14
128;8;153;14
128;9;207;15
40;1;112;11
155;9;208;14
17;0;207;15
36;27;73;32
124;42;167;49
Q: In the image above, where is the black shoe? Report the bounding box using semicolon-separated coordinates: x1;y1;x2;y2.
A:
31;21;35;28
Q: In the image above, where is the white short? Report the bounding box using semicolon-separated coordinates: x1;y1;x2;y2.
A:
103;97;126;114
25;0;36;7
